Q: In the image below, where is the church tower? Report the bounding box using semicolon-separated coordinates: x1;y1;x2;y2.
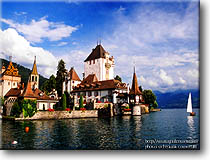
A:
29;56;39;90
84;44;114;81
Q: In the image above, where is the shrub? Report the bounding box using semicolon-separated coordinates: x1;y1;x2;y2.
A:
22;100;37;118
62;93;67;110
10;101;22;117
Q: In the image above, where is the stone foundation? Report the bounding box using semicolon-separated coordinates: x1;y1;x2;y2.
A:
15;110;98;120
132;105;141;116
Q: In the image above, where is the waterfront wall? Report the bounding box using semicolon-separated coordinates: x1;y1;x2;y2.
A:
15;110;98;120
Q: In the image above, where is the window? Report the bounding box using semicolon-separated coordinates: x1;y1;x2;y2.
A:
94;91;98;96
88;91;92;97
35;76;37;82
8;82;10;85
108;90;112;96
43;104;45;111
13;83;15;86
93;60;95;64
90;60;91;65
32;76;34;82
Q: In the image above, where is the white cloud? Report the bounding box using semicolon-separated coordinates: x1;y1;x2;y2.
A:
0;28;57;78
101;2;199;91
159;69;174;86
179;77;186;84
57;42;68;47
1;17;77;43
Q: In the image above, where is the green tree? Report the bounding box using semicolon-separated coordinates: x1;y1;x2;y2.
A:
64;91;70;108
0;97;5;106
114;75;122;82
41;74;57;94
79;95;84;109
139;86;143;92
56;59;66;97
22;100;37;118
61;93;67;110
142;90;158;109
49;74;56;91
10;101;22;117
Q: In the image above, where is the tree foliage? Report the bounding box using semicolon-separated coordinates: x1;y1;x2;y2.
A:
22;100;37;118
139;86;143;92
56;59;66;97
11;99;37;118
142;90;158;109
64;91;70;108
61;93;67;110
114;75;122;82
41;74;56;94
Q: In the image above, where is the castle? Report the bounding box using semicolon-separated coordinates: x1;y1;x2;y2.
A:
1;57;58;115
63;44;129;106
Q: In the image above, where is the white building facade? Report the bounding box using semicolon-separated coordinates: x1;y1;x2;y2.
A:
0;58;21;97
84;44;114;81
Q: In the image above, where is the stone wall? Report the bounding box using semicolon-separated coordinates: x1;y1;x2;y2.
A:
15;110;98;120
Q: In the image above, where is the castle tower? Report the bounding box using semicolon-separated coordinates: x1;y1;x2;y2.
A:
84;44;114;81
63;67;81;94
129;67;143;116
29;56;39;90
0;56;21;97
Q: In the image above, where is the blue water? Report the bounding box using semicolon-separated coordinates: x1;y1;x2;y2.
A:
0;109;200;150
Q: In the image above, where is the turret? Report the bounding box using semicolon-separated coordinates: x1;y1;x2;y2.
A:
29;56;39;90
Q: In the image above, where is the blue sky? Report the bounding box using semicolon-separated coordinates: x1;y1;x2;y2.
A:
0;0;199;92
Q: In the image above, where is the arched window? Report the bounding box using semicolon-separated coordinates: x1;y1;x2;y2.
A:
35;76;37;82
32;76;34;82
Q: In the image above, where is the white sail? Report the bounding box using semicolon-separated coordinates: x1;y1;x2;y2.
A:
187;92;192;113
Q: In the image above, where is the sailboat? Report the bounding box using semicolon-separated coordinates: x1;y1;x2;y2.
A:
187;92;196;116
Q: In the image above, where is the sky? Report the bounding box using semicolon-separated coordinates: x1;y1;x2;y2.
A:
0;0;199;92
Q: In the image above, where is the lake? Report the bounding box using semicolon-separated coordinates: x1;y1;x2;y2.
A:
0;109;200;150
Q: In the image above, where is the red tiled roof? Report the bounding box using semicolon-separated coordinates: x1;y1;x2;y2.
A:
84;44;107;62
20;82;38;98
81;74;98;84
4;84;58;102
4;88;22;98
34;88;57;101
2;61;21;77
72;78;127;92
68;67;81;81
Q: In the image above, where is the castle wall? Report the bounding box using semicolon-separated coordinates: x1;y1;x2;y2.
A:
84;57;114;81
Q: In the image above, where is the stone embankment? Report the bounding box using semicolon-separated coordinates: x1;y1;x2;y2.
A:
15;110;98;120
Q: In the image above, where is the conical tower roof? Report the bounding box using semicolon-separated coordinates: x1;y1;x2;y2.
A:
69;67;81;81
31;56;38;75
130;68;142;95
21;82;37;98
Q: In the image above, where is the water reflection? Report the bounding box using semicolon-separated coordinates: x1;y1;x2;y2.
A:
1;109;200;150
187;116;196;139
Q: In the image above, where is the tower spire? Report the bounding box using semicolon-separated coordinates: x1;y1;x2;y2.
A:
31;56;38;75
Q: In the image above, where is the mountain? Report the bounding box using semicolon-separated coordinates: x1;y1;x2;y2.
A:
1;58;48;87
154;89;200;109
